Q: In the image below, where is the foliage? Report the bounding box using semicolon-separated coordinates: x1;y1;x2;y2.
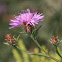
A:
12;39;61;62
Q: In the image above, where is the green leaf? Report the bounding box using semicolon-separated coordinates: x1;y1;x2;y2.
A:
32;25;42;39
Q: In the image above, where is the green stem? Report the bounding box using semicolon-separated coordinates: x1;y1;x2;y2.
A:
55;45;62;58
12;44;24;62
12;44;46;56
30;35;48;54
30;35;60;62
12;44;60;62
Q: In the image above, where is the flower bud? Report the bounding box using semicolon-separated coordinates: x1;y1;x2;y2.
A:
5;34;16;45
51;35;59;44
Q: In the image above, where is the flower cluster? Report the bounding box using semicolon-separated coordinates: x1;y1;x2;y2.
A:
9;9;44;30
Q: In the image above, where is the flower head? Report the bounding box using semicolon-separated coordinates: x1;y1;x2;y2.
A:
5;34;16;45
9;9;44;29
51;35;59;44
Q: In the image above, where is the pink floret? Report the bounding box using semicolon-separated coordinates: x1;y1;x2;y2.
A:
9;9;44;29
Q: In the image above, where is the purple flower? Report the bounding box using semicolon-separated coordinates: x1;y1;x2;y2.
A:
9;9;44;29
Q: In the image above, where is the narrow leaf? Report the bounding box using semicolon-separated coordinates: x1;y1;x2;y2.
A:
32;25;42;39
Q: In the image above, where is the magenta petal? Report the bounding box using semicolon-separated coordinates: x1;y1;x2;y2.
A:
25;9;30;13
9;26;15;29
9;9;44;29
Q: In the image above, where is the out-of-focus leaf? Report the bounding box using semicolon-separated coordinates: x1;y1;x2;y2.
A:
32;25;42;39
59;40;62;43
56;40;62;46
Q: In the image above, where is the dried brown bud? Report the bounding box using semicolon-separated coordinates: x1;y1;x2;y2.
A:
5;34;16;45
25;24;34;33
51;35;59;44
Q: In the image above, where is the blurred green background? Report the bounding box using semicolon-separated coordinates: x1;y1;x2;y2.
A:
0;0;62;62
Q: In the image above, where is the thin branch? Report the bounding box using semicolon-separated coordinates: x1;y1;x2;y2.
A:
12;45;60;62
30;35;60;62
30;35;48;54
